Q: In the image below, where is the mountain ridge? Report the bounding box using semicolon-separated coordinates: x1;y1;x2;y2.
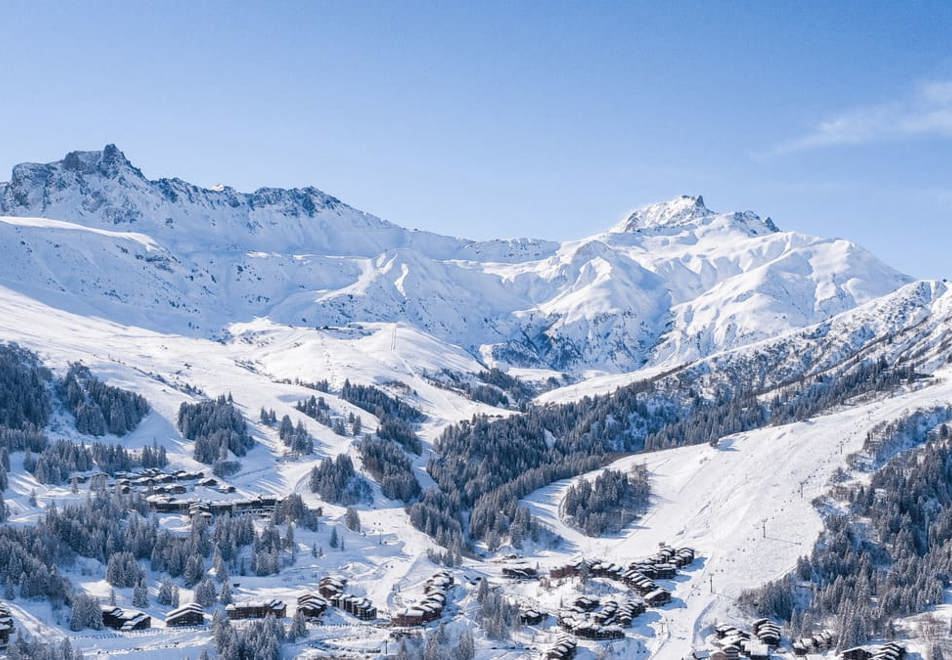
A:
0;145;913;373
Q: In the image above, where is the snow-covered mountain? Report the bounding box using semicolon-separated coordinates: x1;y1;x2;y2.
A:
0;146;912;373
2;145;951;659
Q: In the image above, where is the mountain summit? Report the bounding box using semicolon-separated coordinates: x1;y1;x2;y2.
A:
614;194;779;235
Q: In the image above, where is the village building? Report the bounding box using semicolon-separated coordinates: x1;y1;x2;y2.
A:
318;576;347;599
297;593;329;620
546;635;577;660
501;566;537;580
0;603;13;646
165;603;205;627
225;599;287;620
519;608;545;625
644;588;671;607
330;593;377;620
101;606;151;631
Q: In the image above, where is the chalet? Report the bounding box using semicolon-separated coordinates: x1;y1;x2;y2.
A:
753;619;782;646
675;547;696;567
746;641;770;659
557;613;624;640
318;576;347;598
594;601;617;624
615;599;644;625
630;561;659;578
296;593;329;620
165;603;205;627
101;606;151;631
226;599;287;620
391;607;427;627
871;643;905;660
546;635;577;660
644;588;671;607
572;596;599;612
424;570;454;592
147;495;193;513
550;559;593;579
841;648;872;660
502;566;537;580
0;603;13;646
198;478;218;487
715;624;747;639
391;571;449;626
330;593;377;620
711;651;738;660
590;561;625;580
520;608;545;626
814;630;835;649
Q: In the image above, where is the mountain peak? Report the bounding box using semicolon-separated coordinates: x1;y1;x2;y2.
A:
60;144;143;179
616;195;712;232
613;194;780;235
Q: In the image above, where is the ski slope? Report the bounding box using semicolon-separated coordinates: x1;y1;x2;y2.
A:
521;372;952;659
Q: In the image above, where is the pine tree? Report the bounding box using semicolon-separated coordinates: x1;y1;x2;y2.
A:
132;579;149;608
289;610;308;640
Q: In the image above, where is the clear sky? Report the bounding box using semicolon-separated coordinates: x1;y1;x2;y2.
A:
1;1;950;278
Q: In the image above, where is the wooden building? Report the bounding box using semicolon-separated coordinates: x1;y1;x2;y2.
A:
519;608;545;626
0;603;13;646
841;648;873;660
501;566;537;580
644;588;671;607
101;606;151;631
318;576;347;599
297;593;329;620
330;593;377;620
165;603;205;627
546;635;577;660
225;599;287;620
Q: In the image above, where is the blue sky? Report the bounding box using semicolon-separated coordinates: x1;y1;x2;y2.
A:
1;1;950;278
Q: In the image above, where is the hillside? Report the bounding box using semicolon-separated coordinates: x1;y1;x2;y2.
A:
0;146;948;659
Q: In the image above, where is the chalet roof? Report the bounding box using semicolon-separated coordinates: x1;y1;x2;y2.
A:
226;598;285;611
167;603;204;617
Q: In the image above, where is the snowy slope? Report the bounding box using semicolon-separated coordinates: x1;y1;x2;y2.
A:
2;144;951;658
0;148;911;373
521;368;952;659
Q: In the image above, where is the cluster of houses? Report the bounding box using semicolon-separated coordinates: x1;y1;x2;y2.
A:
110;468;214;494
225;599;287;620
147;494;283;517
391;570;453;627
545;634;577;660
842;643;906;660
792;629;835;655
593;599;645;627
549;551;690;608
101;606;151;631
318;574;376;621
705;621;780;660
0;603;13;646
519;607;545;626
297;592;329;620
557;596;627;641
